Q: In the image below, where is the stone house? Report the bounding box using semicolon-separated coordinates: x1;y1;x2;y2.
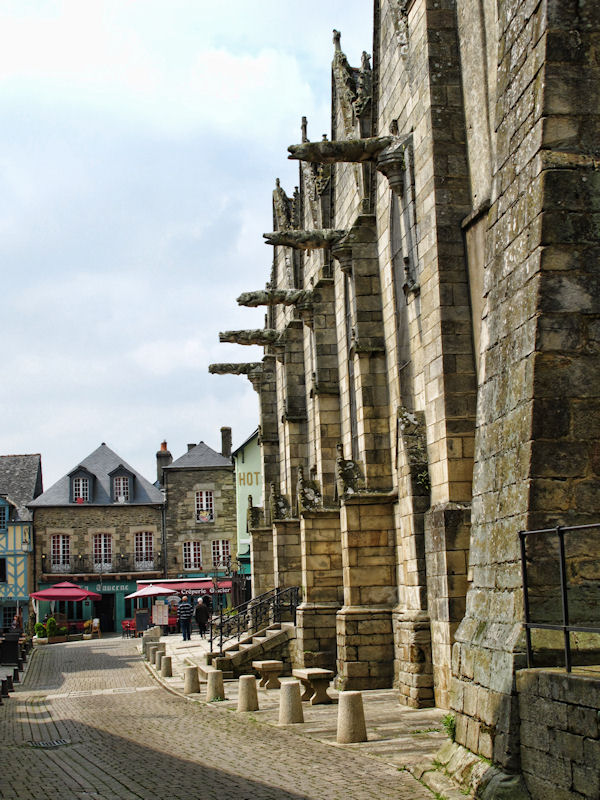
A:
0;454;43;632
211;2;600;798
159;428;236;588
30;443;164;632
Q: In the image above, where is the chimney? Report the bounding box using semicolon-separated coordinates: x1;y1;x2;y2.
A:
187;443;196;452
156;441;172;484
221;427;232;459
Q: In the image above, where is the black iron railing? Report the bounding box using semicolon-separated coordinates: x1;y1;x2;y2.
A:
520;523;600;672
209;586;301;656
41;553;164;575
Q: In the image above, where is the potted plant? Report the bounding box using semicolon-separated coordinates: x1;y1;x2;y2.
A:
34;621;48;645
46;617;67;644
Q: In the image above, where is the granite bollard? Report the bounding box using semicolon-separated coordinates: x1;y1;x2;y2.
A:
160;655;173;678
336;691;367;743
183;665;200;695
206;670;226;702
237;674;259;712
279;680;304;725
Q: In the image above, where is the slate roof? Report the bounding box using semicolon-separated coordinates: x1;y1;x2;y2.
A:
29;443;164;507
232;429;259;458
165;441;232;470
0;454;43;521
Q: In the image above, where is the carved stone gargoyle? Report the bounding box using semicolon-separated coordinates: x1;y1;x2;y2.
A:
288;136;393;164
219;329;280;346
263;229;347;250
237;289;312;308
287;129;411;197
247;495;263;530
296;466;322;514
335;443;364;500
269;482;292;521
208;363;262;375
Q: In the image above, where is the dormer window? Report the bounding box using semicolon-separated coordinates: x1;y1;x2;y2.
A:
113;476;130;503
72;477;89;503
0;504;7;530
108;465;135;504
69;466;95;504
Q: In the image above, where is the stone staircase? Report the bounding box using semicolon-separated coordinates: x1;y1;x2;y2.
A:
206;622;296;678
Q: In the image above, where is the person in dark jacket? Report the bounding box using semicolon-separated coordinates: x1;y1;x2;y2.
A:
194;597;210;638
177;595;193;641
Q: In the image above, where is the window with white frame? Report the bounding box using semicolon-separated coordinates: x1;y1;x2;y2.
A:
134;531;153;569
0;505;7;529
212;539;230;568
93;533;112;572
51;534;71;573
183;541;202;570
72;477;89;502
195;490;214;523
113;476;130;502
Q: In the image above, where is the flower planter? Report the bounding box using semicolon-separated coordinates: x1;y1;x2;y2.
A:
68;633;83;642
83;633;92;640
48;636;67;644
34;636;48;645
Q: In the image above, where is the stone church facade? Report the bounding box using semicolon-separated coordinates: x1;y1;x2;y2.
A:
211;1;600;796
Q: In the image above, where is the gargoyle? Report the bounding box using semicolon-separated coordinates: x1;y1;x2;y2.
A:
218;329;280;346
263;229;346;250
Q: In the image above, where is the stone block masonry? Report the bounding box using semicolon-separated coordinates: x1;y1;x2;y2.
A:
517;669;600;800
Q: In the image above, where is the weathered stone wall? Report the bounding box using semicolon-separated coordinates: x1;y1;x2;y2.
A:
34;505;162;575
164;466;235;577
296;509;343;670
517;669;600;799
249;526;274;597
452;0;600;772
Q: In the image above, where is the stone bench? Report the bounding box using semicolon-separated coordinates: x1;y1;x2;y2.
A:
292;668;334;705
252;659;283;689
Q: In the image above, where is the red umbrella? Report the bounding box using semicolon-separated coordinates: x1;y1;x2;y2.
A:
30;581;102;601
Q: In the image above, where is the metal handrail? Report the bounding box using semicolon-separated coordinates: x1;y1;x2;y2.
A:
520;523;600;672
209;586;301;656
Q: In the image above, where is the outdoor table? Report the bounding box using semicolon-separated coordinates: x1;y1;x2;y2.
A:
292;668;334;705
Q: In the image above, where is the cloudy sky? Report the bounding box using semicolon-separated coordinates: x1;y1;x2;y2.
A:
1;0;372;489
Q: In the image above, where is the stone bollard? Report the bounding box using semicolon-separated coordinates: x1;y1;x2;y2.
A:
237;675;259;712
1;678;10;697
336;691;367;743
206;670;226;702
161;656;173;678
147;644;158;665
183;665;200;695
156;651;164;671
153;643;166;667
13;667;20;684
278;680;304;725
5;676;13;693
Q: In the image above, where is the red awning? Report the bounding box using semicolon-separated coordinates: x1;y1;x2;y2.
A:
136;579;232;594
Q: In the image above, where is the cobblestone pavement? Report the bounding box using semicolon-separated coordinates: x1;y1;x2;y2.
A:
1;638;437;800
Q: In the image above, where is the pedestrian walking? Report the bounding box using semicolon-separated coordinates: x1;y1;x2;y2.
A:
194;597;210;638
177;594;193;641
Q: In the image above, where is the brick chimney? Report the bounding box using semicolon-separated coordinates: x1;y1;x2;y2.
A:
187;443;196;452
156;441;172;484
221;427;232;459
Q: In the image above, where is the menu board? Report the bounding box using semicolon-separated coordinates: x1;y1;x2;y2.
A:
135;608;151;633
153;602;168;625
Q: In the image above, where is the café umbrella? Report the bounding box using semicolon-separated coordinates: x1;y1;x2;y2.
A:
30;581;102;602
124;584;178;600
